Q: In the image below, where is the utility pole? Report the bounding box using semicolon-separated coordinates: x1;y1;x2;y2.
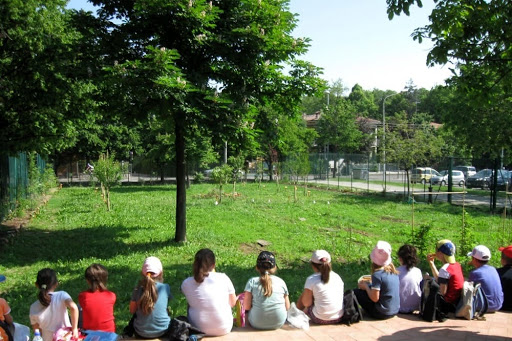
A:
382;93;398;192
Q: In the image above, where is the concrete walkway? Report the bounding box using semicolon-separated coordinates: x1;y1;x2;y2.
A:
207;311;511;340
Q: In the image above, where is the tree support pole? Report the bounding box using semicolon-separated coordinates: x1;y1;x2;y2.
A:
175;114;187;242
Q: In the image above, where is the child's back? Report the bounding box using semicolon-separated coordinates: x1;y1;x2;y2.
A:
79;264;116;332
29;268;79;341
29;291;72;341
129;257;171;339
79;290;116;332
131;282;171;337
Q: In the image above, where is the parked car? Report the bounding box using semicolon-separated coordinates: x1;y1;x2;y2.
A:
431;170;466;186
466;169;511;190
411;167;441;184
454;165;477;178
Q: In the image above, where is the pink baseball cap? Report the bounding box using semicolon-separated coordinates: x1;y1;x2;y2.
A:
142;256;163;277
370;241;392;267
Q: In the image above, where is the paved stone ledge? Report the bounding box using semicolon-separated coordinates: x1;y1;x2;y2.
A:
120;311;512;340
209;311;512;340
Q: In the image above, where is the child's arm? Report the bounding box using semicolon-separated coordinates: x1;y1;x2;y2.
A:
3;312;13;325
242;291;252;311
427;254;439;280
65;299;79;339
1;299;13;326
284;294;291;310
228;293;237;308
129;301;137;314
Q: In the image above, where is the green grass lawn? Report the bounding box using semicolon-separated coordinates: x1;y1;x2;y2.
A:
1;182;510;332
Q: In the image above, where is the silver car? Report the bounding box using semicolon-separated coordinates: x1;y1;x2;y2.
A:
431;170;466;186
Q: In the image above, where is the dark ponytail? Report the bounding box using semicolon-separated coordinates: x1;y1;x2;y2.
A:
193;248;216;283
312;262;331;283
36;268;58;307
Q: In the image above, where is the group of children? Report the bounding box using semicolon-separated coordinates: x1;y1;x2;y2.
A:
1;241;512;340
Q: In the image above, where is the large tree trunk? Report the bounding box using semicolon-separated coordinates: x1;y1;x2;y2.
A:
174;115;187;242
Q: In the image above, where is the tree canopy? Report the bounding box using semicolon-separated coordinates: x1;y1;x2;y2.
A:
87;0;324;241
0;0;90;154
386;0;512;157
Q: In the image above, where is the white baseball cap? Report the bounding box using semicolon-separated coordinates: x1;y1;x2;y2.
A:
467;245;491;261
310;250;331;264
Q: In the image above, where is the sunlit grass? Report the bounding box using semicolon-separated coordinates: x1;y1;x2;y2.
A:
1;182;508;332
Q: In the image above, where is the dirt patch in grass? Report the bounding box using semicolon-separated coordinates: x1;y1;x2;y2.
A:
0;190;55;245
239;242;266;255
342;227;370;237
380;215;408;224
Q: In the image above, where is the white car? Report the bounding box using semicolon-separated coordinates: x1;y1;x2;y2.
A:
431;170;466;186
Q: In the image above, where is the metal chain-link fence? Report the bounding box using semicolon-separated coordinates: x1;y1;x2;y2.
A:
58;153;511;212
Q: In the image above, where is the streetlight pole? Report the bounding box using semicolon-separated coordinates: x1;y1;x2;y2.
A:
382;93;398;192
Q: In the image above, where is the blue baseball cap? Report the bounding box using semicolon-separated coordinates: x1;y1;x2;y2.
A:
436;240;456;263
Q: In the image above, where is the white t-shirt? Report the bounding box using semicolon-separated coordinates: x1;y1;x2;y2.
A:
397;265;422;313
181;272;235;336
29;291;72;341
304;271;344;321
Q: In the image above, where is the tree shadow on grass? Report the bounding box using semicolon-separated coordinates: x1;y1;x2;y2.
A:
2;225;179;267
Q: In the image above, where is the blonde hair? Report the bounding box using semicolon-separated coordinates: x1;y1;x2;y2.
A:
371;262;399;275
256;266;276;297
137;273;162;315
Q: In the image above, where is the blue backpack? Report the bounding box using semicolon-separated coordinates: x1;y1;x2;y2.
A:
455;281;488;320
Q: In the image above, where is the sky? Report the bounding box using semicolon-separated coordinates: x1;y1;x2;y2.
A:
67;0;452;92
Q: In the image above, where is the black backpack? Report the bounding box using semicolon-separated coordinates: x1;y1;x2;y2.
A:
340;289;363;325
420;278;447;322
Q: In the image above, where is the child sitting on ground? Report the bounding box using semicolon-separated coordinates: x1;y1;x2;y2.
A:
0;274;30;341
467;245;503;312
0;274;14;338
181;249;237;336
296;250;345;324
78;264;116;332
129;256;172;339
243;251;290;330
397;244;422;313
355;241;400;319
29;268;79;341
498;245;512;311
427;240;464;314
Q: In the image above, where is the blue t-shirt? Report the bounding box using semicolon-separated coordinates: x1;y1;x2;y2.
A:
132;282;172;338
371;270;400;316
469;264;504;312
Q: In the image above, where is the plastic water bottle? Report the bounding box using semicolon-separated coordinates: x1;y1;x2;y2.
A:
33;329;43;341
